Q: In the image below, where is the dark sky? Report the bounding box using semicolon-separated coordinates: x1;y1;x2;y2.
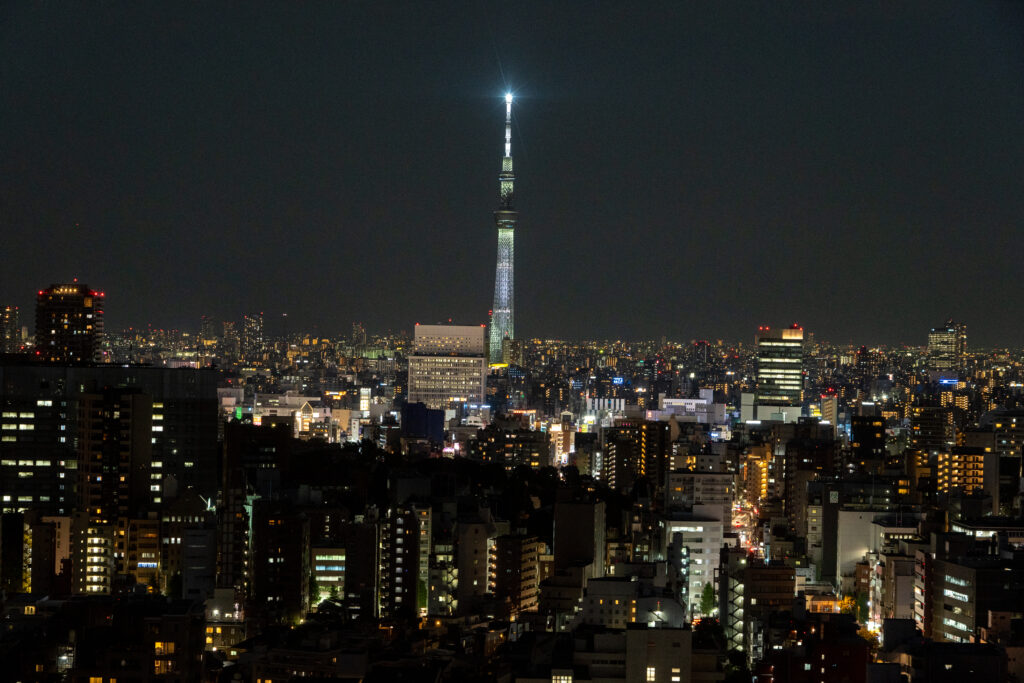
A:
2;2;1023;346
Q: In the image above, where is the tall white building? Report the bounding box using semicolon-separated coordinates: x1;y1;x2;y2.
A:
407;324;487;411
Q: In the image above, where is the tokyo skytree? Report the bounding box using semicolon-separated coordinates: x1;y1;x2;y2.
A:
489;93;517;360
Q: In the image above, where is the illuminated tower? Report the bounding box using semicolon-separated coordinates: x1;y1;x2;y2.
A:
489;93;517;360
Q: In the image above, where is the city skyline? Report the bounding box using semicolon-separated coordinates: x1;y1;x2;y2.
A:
0;297;994;351
2;3;1023;346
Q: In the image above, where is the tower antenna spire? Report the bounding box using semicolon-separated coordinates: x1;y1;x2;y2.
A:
498;93;515;209
504;92;513;158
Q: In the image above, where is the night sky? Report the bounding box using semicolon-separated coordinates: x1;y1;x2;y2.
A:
2;3;1023;346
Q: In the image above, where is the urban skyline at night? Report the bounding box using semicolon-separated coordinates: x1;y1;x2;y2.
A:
3;3;1024;682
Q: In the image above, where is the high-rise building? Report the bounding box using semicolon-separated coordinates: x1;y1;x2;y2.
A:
489;93;518;361
351;321;366;348
248;499;310;626
455;514;498;615
217;422;292;595
753;324;804;422
718;554;795;659
77;388;154;520
407;324;487;411
221;320;240;362
70;387;167;597
379;504;431;619
819;392;839;436
1;305;20;353
601;419;672;494
928;318;966;372
35;283;104;362
240;312;264;362
198;315;216;343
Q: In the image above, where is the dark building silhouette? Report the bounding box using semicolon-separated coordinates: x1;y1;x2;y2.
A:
248;499;310;627
217;422;291;595
0;361;220;517
851;414;886;467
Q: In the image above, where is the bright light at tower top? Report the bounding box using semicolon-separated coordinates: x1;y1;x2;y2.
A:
504;92;513;157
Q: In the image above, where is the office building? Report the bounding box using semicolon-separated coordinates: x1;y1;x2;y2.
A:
407;324;486;411
35;283;104;362
311;545;347;605
752;324;804;422
928;319;966;373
